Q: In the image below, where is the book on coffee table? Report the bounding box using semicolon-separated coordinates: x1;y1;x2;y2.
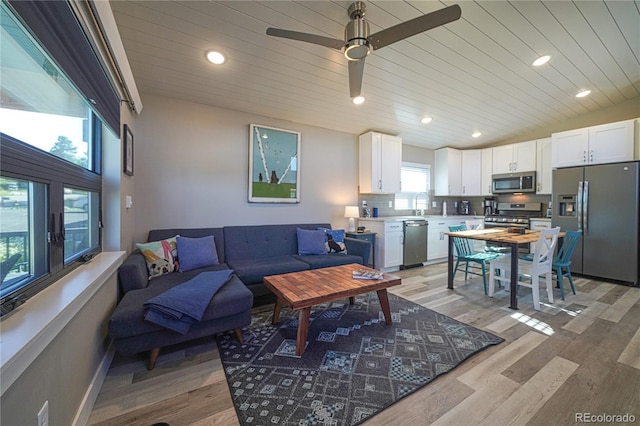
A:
352;268;384;280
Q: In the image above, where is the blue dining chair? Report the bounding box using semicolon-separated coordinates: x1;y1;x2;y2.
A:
551;230;582;300
448;224;500;294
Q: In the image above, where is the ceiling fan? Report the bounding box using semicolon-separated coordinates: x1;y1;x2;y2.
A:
266;1;462;99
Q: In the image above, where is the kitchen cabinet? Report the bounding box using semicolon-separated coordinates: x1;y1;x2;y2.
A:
529;218;552;251
434;148;462;196
481;148;493;196
357;219;403;271
492;140;536;174
427;217;467;261
551;119;635;168
536;138;552;194
461;149;482;196
359;132;402;193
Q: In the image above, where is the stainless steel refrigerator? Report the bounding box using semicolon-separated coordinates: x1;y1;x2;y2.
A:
552;161;639;286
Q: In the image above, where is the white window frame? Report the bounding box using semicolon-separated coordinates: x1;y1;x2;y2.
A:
395;162;431;212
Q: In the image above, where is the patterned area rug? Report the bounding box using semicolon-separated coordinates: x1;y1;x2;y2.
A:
216;293;503;426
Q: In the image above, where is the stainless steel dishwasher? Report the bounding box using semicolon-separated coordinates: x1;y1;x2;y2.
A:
402;220;428;268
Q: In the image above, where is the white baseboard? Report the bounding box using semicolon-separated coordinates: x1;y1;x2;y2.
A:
73;341;116;426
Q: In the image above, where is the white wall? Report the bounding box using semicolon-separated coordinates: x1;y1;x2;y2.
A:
0;270;119;426
132;95;359;243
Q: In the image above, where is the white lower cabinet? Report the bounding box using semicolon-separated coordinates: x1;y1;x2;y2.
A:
358;219;404;271
529;218;552;251
383;225;404;269
427;217;469;261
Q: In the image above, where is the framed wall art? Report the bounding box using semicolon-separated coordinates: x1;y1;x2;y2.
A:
248;124;300;203
123;124;134;176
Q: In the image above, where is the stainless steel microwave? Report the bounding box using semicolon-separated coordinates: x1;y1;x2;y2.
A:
492;171;536;194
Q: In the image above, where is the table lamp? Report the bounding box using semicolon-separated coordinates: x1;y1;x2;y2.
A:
344;205;360;232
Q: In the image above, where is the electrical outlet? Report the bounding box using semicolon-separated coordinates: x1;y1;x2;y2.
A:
432;201;437;208
362;200;367;207
37;401;48;426
388;200;393;208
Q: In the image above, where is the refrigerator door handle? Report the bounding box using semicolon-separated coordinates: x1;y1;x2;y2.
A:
583;181;589;236
576;181;584;230
577;181;583;231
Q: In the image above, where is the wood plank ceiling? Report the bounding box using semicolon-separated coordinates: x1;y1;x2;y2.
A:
109;1;640;149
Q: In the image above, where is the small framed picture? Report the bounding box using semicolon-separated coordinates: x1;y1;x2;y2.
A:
123;124;134;176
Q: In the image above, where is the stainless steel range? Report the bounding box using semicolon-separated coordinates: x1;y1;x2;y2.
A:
484;203;543;253
484;202;543;229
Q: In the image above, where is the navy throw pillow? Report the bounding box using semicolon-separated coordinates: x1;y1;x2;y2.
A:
297;228;327;255
176;235;219;272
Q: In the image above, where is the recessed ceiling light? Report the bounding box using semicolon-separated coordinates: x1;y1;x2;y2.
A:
472;132;482;138
205;50;226;65
352;96;365;105
532;55;550;66
421;117;432;124
576;89;591;98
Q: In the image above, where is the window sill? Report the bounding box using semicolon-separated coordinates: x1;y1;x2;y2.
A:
0;251;126;395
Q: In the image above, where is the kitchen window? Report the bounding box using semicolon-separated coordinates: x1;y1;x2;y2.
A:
395;163;431;211
0;2;107;315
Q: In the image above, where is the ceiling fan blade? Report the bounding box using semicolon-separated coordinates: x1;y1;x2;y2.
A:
348;59;365;98
368;4;462;50
266;28;344;50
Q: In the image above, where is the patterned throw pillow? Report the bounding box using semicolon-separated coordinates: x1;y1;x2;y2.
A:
136;236;179;279
317;227;348;254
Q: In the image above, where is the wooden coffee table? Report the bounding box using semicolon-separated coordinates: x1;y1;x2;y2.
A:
263;263;401;356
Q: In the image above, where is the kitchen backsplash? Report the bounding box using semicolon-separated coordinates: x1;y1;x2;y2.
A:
358;192;551;218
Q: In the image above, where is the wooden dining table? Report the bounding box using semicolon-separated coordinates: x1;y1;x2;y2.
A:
444;227;563;310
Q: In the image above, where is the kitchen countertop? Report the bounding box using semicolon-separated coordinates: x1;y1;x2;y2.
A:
358;215;484;222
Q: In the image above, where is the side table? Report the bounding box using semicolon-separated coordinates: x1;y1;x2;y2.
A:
346;231;376;268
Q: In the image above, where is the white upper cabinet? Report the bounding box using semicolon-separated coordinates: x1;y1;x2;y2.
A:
359;132;402;193
492;140;536;174
461;149;481;196
551;119;635;168
536;138;552;194
481;148;493;196
434;147;462;196
551;128;588;168
588;120;635;165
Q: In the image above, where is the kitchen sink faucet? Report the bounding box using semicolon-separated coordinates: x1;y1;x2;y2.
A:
415;192;428;216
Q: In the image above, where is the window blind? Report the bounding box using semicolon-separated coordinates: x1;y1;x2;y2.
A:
7;0;121;135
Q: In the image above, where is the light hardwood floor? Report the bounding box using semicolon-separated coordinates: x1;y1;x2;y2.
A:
88;263;640;425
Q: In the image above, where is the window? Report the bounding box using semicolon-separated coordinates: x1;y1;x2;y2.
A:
64;188;100;261
395;163;431;211
0;177;47;300
0;3;104;315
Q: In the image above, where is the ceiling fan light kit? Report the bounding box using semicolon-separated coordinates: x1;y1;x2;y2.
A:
344;1;370;61
266;2;461;98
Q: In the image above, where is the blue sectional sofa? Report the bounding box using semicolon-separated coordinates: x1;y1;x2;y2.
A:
109;223;371;369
